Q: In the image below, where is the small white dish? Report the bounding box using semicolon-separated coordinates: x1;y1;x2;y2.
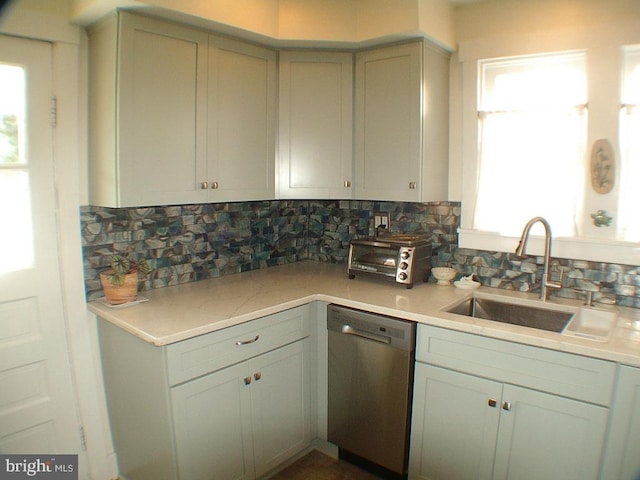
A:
454;280;480;290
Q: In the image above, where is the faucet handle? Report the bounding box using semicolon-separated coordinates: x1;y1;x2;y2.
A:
573;288;594;307
545;268;563;291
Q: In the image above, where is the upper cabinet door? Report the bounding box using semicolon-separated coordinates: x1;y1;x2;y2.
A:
89;12;208;207
278;51;353;199
207;37;276;202
354;42;423;202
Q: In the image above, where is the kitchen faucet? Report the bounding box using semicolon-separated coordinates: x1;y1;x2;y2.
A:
515;217;562;301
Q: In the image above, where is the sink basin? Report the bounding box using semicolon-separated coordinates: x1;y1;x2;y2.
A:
563;307;617;341
445;296;575;333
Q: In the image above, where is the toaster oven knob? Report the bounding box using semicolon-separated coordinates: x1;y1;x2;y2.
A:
401;251;410;260
398;272;408;281
400;262;409;270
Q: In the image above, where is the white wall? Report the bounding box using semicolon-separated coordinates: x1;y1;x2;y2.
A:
71;0;457;49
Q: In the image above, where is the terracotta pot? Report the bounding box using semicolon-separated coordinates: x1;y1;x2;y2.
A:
99;270;139;305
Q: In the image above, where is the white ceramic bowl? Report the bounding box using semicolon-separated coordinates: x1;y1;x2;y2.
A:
431;267;457;285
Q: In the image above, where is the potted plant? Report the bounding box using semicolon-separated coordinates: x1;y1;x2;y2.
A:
99;253;151;305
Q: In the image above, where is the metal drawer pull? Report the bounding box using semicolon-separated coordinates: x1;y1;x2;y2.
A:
502;401;512;411
236;335;260;346
488;399;497;408
200;181;208;189
254;372;262;381
244;376;252;385
344;180;351;188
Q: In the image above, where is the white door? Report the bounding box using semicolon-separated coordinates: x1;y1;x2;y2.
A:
0;35;84;458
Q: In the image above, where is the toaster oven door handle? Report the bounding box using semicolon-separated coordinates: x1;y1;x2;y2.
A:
341;324;391;344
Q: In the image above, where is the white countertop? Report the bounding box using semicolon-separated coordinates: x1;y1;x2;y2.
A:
88;261;640;366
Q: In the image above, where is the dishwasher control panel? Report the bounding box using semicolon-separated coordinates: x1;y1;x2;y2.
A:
327;304;415;351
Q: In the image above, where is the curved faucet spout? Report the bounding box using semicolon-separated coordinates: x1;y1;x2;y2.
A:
515;217;561;301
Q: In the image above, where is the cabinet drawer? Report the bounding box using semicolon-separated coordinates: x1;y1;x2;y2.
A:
416;325;616;406
166;306;310;385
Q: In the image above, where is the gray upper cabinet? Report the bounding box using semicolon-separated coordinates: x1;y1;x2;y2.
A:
354;41;449;202
89;12;209;207
207;37;276;203
89;12;448;207
88;12;275;208
278;51;353;199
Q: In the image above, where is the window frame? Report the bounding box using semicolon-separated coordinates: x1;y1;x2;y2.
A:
618;44;640;243
455;41;640;265
473;51;588;239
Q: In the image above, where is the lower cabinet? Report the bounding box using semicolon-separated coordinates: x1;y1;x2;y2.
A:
600;365;640;480
409;325;615;480
171;341;309;480
98;305;313;480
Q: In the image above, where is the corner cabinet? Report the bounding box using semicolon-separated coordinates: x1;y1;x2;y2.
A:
409;325;615;480
600;365;640;480
354;41;449;202
98;305;313;480
278;51;353;199
88;12;275;207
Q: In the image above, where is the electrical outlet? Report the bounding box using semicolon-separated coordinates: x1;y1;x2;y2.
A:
374;212;390;229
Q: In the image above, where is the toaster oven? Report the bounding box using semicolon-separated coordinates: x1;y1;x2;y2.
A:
347;234;432;288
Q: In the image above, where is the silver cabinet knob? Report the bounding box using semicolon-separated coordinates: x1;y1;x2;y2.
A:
409;182;417;189
344;180;351;188
502;401;512;411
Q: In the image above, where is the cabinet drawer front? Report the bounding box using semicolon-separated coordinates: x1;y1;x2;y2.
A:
166;306;310;385
416;325;616;406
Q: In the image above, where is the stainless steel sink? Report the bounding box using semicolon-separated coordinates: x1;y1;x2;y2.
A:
445;296;575;333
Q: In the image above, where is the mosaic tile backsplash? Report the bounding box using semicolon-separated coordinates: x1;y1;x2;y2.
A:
81;200;640;308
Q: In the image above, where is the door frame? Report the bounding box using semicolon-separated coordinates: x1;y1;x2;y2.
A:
1;4;118;479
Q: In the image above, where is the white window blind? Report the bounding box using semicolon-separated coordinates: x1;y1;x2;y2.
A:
619;45;640;243
474;52;587;237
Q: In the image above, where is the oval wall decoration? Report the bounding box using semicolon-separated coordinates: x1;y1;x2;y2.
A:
590;139;615;194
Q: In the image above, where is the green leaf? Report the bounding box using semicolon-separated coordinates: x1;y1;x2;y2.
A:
104;271;126;286
110;255;131;275
136;257;151;276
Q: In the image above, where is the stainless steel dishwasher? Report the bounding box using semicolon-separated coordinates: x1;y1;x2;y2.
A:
327;304;416;479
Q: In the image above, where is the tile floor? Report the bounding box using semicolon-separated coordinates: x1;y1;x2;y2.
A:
269;449;382;480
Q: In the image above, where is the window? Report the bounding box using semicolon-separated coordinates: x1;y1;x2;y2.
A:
619;45;640;242
0;63;34;273
474;52;587;237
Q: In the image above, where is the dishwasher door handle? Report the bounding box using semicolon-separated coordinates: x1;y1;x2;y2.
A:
341;324;391;344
